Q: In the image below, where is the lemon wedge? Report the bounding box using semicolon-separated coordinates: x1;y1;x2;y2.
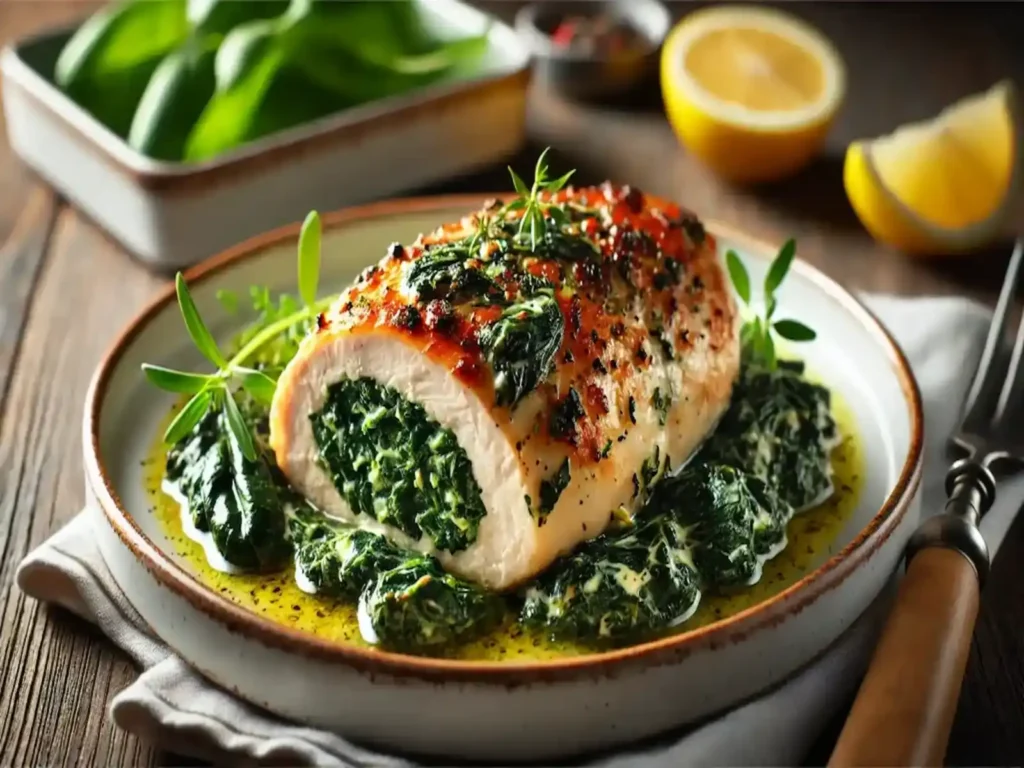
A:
660;5;846;183
844;81;1021;255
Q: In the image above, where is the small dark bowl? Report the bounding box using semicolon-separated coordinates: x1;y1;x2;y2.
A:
514;0;671;101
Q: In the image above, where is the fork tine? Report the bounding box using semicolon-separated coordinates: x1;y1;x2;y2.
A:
959;239;1024;436
992;250;1024;425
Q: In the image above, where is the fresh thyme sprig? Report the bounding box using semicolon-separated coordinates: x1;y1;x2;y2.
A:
725;239;816;370
142;210;331;459
503;147;575;251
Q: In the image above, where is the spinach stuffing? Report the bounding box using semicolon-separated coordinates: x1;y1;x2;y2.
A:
310;376;488;553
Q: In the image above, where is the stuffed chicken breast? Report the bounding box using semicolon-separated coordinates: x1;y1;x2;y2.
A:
270;183;740;590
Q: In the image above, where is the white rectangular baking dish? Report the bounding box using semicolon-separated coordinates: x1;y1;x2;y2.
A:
1;0;531;270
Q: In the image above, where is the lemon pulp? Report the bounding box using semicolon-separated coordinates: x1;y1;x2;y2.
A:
684;27;826;114
844;80;1020;254
661;5;845;183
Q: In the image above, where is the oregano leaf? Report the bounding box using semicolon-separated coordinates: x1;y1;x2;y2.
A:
175;273;227;369
773;318;817;341
164;389;214;445
223;388;258;462
509;167;530;197
762;330;776;369
298;210;321;308
236;366;278;405
725;250;751;305
142;364;214;394
764;238;796;299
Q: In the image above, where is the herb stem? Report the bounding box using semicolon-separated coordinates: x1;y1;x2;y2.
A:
226;296;335;370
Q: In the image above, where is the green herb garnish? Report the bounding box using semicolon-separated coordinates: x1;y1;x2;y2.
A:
503;147;575;251
725;239;816;370
143;210;332;459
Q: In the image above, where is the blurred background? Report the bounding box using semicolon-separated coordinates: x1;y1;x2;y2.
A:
0;1;1023;766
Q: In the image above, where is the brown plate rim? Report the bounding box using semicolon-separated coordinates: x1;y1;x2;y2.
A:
83;192;924;684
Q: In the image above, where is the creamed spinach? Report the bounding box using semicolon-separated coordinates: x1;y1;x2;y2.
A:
521;462;793;641
290;506;501;649
699;362;837;510
309;376;487;553
166;406;290;572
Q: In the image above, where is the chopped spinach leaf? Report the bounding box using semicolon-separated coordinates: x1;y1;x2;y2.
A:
521;501;701;642
632;446;664;504
478;284;564;408
652;387;670;426
647;463;793;587
699;364;837;509
289;505;406;598
402;242;502;304
290;506;501;649
310;377;487;553
166;406;290;571
537;458;571;522
359;556;503;650
549;388;584;442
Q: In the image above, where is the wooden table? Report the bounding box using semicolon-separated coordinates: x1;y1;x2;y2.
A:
1;1;1023;765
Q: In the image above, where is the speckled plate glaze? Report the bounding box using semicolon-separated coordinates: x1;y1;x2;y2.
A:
83;194;923;762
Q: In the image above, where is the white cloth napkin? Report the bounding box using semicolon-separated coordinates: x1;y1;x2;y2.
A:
16;295;1024;767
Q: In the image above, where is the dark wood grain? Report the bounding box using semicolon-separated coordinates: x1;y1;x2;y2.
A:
0;0;98;245
0;208;163;767
0;1;1023;766
0;187;55;409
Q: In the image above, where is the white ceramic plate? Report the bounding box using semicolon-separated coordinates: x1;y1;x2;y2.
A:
83;194;923;762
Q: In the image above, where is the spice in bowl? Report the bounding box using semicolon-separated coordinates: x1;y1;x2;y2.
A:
547;11;647;58
515;0;671;100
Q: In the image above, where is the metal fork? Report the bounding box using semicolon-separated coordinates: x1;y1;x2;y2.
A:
830;239;1024;767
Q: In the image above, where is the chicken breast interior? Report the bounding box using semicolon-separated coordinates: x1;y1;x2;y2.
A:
270;184;739;591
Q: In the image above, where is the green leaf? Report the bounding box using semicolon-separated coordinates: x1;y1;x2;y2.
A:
762;330;776;370
546;206;569;228
533;146;551;187
127;40;218;161
223;389;258;461
183;19;287;161
236;366;278;405
764;239;796;299
175;273;227;368
725;250;751;305
164;389;214;445
739;320;757;348
546;169;575;193
773;319;817;342
216;289;239;314
766;294;777;321
54;0;190;137
509;167;530;197
298;210;321;307
142;364;213;394
188;0;289;37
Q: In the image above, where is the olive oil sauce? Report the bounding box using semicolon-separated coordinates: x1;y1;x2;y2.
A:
144;395;863;662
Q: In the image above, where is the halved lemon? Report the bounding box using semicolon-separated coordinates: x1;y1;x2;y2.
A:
844;81;1021;255
661;5;846;183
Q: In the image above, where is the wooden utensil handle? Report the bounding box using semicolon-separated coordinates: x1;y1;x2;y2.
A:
829;547;980;767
